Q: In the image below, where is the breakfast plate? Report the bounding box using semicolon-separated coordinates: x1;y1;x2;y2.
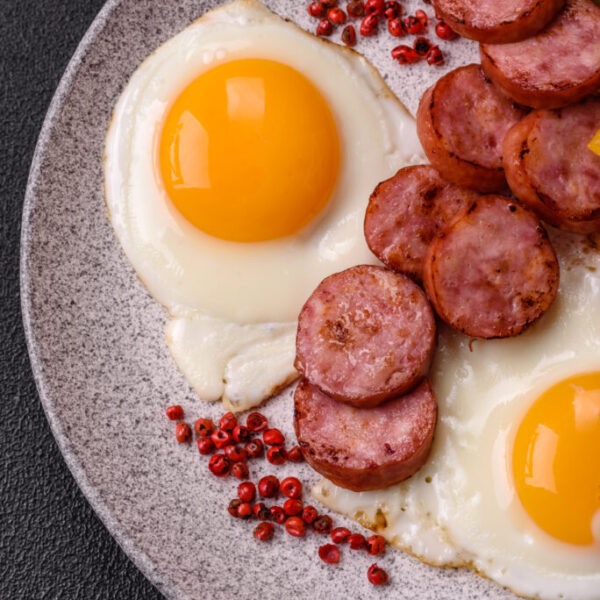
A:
20;0;598;598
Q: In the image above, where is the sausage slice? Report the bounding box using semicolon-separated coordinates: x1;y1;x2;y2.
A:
423;195;559;339
416;64;529;192
480;0;600;109
432;0;565;43
294;378;438;492
364;165;479;281
503;98;600;233
295;265;436;408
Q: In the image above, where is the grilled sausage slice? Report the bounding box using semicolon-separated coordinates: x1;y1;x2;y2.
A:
294;378;438;492
364;165;479;281
432;0;565;43
480;0;600;109
503;98;600;233
295;265;436;408
416;64;528;192
423;195;559;339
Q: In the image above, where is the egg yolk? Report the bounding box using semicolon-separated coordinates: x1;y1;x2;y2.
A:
589;128;600;157
513;373;600;545
159;58;340;242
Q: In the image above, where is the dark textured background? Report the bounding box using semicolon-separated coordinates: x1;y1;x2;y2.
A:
0;1;163;598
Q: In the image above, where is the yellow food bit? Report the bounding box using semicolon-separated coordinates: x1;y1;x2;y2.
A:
589;128;600;157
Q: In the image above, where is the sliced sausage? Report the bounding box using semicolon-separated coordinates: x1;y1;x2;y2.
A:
364;165;479;282
294;378;438;492
503;98;600;233
295;265;436;408
423;195;559;339
480;0;600;109
416;64;529;193
432;0;565;43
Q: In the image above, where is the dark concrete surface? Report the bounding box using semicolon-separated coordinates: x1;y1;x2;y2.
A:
0;1;164;598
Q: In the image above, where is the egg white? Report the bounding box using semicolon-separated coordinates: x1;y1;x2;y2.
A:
165;315;297;411
314;230;600;600
104;0;424;410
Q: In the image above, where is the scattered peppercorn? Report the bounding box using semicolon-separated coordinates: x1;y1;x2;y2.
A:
313;515;333;534
366;534;386;555
413;36;432;56
388;17;405;36
287;445;304;463
165;405;183;421
404;14;425;35
307;1;326;18
392;44;420;64
415;9;428;27
280;477;303;499
211;429;232;449
231;461;249;480
270;505;286;524
317;18;334;36
283;498;304;516
364;0;385;16
263;428;285;446
303;0;454;62
237;501;253;520
427;45;444;65
348;533;367;550
346;0;365;18
208;453;231;477
331;527;351;544
237;481;256;503
367;563;389;585
383;0;401;19
228;498;242;518
224;445;247;463
194;417;215;437
254;521;275;542
258;475;280;498
245;438;264;459
253;502;270;521
175;422;192;443
359;13;378;36
318;543;340;564
219;411;237;432
246;412;268;432
230;425;250;444
328;7;347;24
285;516;307;537
197;437;215;455
435;21;457;40
341;24;357;46
302;505;318;524
266;445;287;465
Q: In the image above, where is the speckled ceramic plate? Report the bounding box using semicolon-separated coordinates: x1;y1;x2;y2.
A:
20;1;518;598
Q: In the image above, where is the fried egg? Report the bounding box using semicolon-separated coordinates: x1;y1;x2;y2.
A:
314;229;600;599
104;0;423;411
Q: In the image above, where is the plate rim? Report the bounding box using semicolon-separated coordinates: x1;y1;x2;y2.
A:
19;1;180;597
